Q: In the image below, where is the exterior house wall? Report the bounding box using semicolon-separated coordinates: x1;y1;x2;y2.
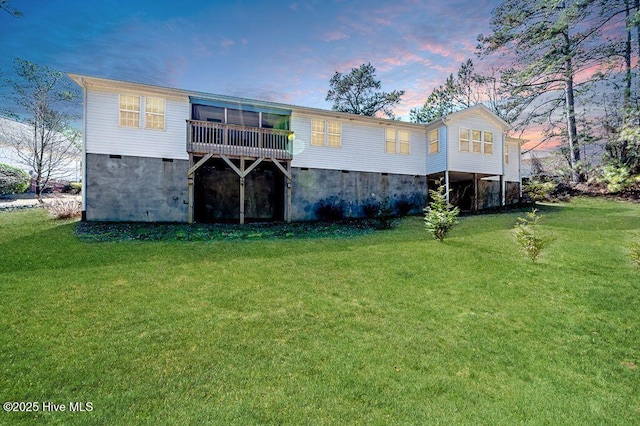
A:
291;113;427;176
72;75;523;223
504;142;520;182
85;89;190;159
290;167;428;221
425;124;447;175
85;153;188;222
446;114;505;176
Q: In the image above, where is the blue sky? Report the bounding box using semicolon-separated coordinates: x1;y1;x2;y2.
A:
1;0;502;121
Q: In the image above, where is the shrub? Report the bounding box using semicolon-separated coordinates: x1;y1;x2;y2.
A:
513;209;552;262
395;195;417;217
376;197;396;229
63;182;82;194
524;179;557;202
0;163;30;195
596;164;640;193
361;198;381;219
424;180;459;241
315;196;345;221
44;198;82;220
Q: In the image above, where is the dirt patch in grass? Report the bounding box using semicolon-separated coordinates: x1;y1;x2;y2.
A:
75;219;382;242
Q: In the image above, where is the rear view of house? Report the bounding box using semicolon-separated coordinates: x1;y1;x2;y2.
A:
69;74;522;223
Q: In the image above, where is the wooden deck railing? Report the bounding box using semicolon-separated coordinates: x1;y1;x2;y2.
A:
187;120;293;160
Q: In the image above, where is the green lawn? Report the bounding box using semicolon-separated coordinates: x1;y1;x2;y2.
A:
1;198;639;425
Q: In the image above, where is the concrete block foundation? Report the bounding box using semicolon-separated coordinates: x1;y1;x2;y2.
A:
86;153;189;222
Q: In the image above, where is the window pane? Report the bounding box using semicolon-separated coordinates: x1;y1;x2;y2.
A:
192;105;224;122
146;98;164;114
429;129;438;143
311;133;324;146
429;141;438;154
328;134;341;147
399;142;410;154
386;128;396;141
312;120;325;133
484;132;493;143
472;141;482;153
386;141;397;153
146;113;164;129
472;130;481;141
398;130;409;143
460;128;469;140
328;121;341;135
262;113;289;130
460;140;469;152
505;146;510;164
120;95;139;112
227;109;259;127
484;143;493;154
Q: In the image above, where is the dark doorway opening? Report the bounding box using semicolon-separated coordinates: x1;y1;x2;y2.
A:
194;158;284;223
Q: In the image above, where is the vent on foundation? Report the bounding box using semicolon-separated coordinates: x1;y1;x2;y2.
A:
162;158;174;162
109;154;122;159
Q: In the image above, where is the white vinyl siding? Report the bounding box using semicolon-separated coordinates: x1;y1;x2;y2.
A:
291;113;425;175
447;114;504;175
86;90;190;160
504;142;520;182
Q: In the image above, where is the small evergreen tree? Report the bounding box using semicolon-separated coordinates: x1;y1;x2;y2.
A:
424;180;459;241
513;209;552;262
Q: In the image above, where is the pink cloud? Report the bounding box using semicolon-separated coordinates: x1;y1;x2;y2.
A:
417;41;467;62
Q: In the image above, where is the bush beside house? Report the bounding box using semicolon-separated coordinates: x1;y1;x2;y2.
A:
0;163;30;195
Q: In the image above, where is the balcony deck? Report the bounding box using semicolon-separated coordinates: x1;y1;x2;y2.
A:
187;120;293;160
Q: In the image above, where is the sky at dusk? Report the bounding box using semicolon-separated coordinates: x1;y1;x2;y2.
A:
2;0;519;134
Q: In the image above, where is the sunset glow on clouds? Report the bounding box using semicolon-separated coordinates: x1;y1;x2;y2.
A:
0;0;608;150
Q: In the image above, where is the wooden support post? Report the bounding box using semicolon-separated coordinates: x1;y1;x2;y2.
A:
473;173;478;212
286;161;292;223
445;171;450;204
239;157;245;225
188;177;194;223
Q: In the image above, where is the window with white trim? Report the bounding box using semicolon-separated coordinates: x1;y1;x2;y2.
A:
459;128;470;152
120;95;140;127
472;130;482;153
459;128;494;155
484;132;493;154
429;129;439;154
328;121;341;147
385;128;410;154
311;119;341;147
145;97;165;130
505;144;510;164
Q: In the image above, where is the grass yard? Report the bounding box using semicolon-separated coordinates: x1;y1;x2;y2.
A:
0;197;639;425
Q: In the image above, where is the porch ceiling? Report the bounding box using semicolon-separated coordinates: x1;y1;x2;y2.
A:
427;171;500;183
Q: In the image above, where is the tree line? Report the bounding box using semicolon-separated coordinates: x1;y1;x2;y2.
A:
329;0;640;184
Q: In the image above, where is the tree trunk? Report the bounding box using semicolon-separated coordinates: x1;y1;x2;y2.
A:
636;0;640;124
563;48;581;183
622;0;632;164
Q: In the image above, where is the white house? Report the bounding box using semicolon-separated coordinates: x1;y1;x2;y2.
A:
68;74;522;223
